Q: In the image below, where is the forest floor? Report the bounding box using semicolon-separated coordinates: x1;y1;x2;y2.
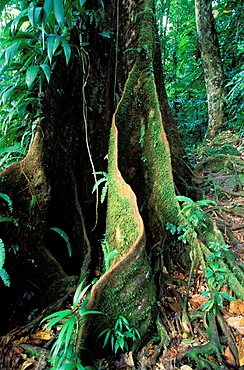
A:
1;131;244;370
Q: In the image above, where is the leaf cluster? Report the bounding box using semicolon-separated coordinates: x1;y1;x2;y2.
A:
99;316;140;354
167;196;216;243
0;192;19;287
42;279;102;370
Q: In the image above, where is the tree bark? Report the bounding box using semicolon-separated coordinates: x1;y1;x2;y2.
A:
195;0;226;138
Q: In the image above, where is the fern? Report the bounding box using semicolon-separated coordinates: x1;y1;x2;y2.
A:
0;192;13;212
0;239;10;287
92;171;109;203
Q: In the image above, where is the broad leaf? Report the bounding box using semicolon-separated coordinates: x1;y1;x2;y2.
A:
43;0;54;23
61;38;71;64
26;65;40;88
54;0;65;28
40;64;51;83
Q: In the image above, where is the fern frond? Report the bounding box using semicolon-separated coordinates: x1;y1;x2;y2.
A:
0;192;13;212
0;238;6;269
0;268;10;287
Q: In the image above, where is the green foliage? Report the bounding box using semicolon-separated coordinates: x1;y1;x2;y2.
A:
167;196;216;243
0;238;10;287
101;238;118;272
99;316;140;354
0;192;20;286
207;241;231;261
92;172;109;203
201;262;235;313
50;227;72;257
42;279;102;370
0;0;90;170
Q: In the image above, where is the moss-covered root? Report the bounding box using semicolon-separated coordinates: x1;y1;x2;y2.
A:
76;120;157;360
184;311;226;369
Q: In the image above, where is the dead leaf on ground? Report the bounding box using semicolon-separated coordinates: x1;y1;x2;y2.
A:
189;294;209;309
224;346;238;366
226;315;244;334
229;299;244;315
238;338;244;366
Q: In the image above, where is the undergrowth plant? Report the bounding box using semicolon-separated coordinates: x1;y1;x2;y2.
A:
42;279;102;370
167;196;235;313
166;195;216;243
0;192;18;287
201;242;235;313
92;171;109;203
101;237;118;272
99;315;140;354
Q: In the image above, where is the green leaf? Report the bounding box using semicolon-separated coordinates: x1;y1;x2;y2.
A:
0;216;18;225
201;299;214;312
61;38;71;64
54;0;65;28
73;280;90;309
196;199;217;207
43;0;54;23
0;268;10;287
63;316;75;351
0;239;6;269
26;65;40;88
219;292;236;301
40;64;51;83
0;193;13;212
79;310;103;317
47;34;56;64
42;309;72;329
50;227;72;257
5;42;20;65
106;250;118;261
175;195;194;203
201;291;210;298
102;329;111;348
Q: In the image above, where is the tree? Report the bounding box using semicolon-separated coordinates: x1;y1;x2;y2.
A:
195;0;227;138
0;0;244;367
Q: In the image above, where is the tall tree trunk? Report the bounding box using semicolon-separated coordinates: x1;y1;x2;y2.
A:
0;0;190;348
195;0;227;138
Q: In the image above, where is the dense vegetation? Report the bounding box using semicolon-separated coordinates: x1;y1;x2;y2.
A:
0;0;243;369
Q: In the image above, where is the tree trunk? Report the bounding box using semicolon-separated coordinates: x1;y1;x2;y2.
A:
195;0;226;138
0;0;190;352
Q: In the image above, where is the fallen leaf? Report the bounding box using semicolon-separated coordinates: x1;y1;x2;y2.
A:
226;316;244;334
238;338;244;366
229;299;244;315
189;294;209;309
180;366;193;370
224;346;237;366
30;330;52;340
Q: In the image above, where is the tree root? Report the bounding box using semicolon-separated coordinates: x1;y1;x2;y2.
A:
181;311;229;370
